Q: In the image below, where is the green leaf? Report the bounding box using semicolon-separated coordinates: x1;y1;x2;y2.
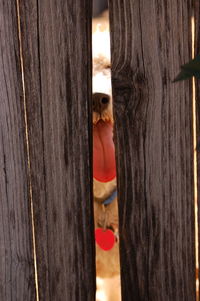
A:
173;54;200;82
181;54;200;73
173;69;194;82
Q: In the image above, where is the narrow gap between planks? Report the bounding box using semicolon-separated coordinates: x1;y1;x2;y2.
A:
191;12;199;301
16;0;40;300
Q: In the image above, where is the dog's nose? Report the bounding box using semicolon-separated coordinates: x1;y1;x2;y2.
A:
93;93;110;114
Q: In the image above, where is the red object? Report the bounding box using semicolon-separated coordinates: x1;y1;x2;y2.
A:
95;228;115;251
93;120;116;182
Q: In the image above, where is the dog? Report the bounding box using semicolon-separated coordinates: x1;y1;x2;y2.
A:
92;11;121;301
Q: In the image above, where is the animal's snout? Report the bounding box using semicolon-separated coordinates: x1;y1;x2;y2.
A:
93;93;110;114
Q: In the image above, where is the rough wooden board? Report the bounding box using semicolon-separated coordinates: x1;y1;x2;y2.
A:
19;0;95;300
109;0;196;300
195;0;200;292
0;1;35;300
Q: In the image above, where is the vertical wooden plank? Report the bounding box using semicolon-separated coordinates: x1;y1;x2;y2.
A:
0;1;36;300
109;0;196;300
194;0;200;291
19;0;95;300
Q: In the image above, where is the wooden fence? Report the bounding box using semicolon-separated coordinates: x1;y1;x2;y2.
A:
0;0;198;300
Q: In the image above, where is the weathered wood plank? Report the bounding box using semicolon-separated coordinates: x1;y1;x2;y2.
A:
194;0;200;290
0;1;36;300
109;0;196;300
18;0;95;300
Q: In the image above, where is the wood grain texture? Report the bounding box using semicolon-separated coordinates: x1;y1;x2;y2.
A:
109;1;196;300
0;1;36;300
18;0;95;300
194;0;200;288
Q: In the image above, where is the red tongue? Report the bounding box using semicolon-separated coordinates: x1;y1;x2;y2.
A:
93;120;116;182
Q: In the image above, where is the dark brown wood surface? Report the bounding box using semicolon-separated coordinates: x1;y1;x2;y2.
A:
195;0;200;292
109;0;196;300
18;0;95;300
0;1;36;300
